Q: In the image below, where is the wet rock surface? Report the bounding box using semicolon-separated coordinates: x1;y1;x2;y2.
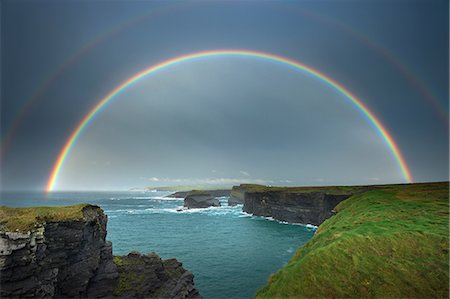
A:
243;191;351;226
184;194;221;209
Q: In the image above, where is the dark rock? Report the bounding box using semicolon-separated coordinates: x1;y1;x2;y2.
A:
113;252;201;299
184;193;221;209
0;204;201;298
242;191;350;226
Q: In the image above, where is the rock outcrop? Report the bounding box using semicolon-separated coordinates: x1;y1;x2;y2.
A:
0;204;201;298
184;193;220;209
113;251;200;298
243;191;350;226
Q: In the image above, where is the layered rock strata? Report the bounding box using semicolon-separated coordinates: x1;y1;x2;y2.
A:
0;204;200;299
243;191;351;226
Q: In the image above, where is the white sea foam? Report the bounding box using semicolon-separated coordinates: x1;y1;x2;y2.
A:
109;196;156;200
238;211;318;228
149;196;183;201
106;203;317;230
141;207;184;213
238;211;252;217
175;205;242;216
291;223;318;229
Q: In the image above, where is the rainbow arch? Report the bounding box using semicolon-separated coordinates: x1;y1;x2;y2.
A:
46;49;413;191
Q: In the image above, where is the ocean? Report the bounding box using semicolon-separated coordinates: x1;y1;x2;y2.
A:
1;191;315;299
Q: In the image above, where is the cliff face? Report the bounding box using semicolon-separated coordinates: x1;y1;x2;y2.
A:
256;182;449;298
243;191;351;226
0;204;200;299
228;186;246;206
0;205;116;298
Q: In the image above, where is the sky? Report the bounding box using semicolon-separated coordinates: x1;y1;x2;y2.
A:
1;0;448;191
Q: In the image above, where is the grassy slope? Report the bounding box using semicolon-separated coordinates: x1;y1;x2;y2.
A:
0;204;90;232
256;182;449;298
236;183;365;194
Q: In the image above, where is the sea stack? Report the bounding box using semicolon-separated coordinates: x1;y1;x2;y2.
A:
184;191;221;208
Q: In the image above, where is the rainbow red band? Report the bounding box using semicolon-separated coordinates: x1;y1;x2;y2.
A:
46;49;413;191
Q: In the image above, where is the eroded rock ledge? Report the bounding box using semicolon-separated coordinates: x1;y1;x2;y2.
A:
0;204;201;299
243;191;350;226
232;184;362;226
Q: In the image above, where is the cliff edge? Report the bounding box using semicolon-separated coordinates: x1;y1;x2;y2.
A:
256;182;449;298
233;184;362;225
0;204;201;298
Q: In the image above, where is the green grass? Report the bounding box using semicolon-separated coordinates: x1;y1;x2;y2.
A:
113;271;145;296
256;182;449;298
239;182;449;196
237;183;364;195
0;204;94;232
163;259;185;279
113;255;147;296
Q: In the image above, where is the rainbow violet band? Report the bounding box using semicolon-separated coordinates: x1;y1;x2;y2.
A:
46;49;413;191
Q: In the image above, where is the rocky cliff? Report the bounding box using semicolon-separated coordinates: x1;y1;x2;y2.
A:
0;204;200;298
243;191;350;226
229;184;365;225
256;182;449;298
227;185;246;206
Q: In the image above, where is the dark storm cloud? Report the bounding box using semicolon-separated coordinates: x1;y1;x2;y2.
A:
1;0;448;190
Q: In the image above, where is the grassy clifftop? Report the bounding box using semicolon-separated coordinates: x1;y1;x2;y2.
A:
235;183;364;195
256;182;449;298
0;204;94;232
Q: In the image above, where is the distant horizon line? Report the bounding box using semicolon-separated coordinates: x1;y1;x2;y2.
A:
4;180;448;193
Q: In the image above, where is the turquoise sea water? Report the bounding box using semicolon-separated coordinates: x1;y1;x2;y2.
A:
1;191;315;298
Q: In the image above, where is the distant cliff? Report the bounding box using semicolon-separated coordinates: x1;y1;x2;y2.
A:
230;184;364;225
0;204;200;298
243;191;350;226
168;189;231;198
228;185;247;206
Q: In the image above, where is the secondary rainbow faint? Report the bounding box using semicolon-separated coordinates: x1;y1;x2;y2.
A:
3;4;446;161
46;49;413;191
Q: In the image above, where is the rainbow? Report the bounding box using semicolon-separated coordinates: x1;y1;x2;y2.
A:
3;7;447;160
46;49;413;191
